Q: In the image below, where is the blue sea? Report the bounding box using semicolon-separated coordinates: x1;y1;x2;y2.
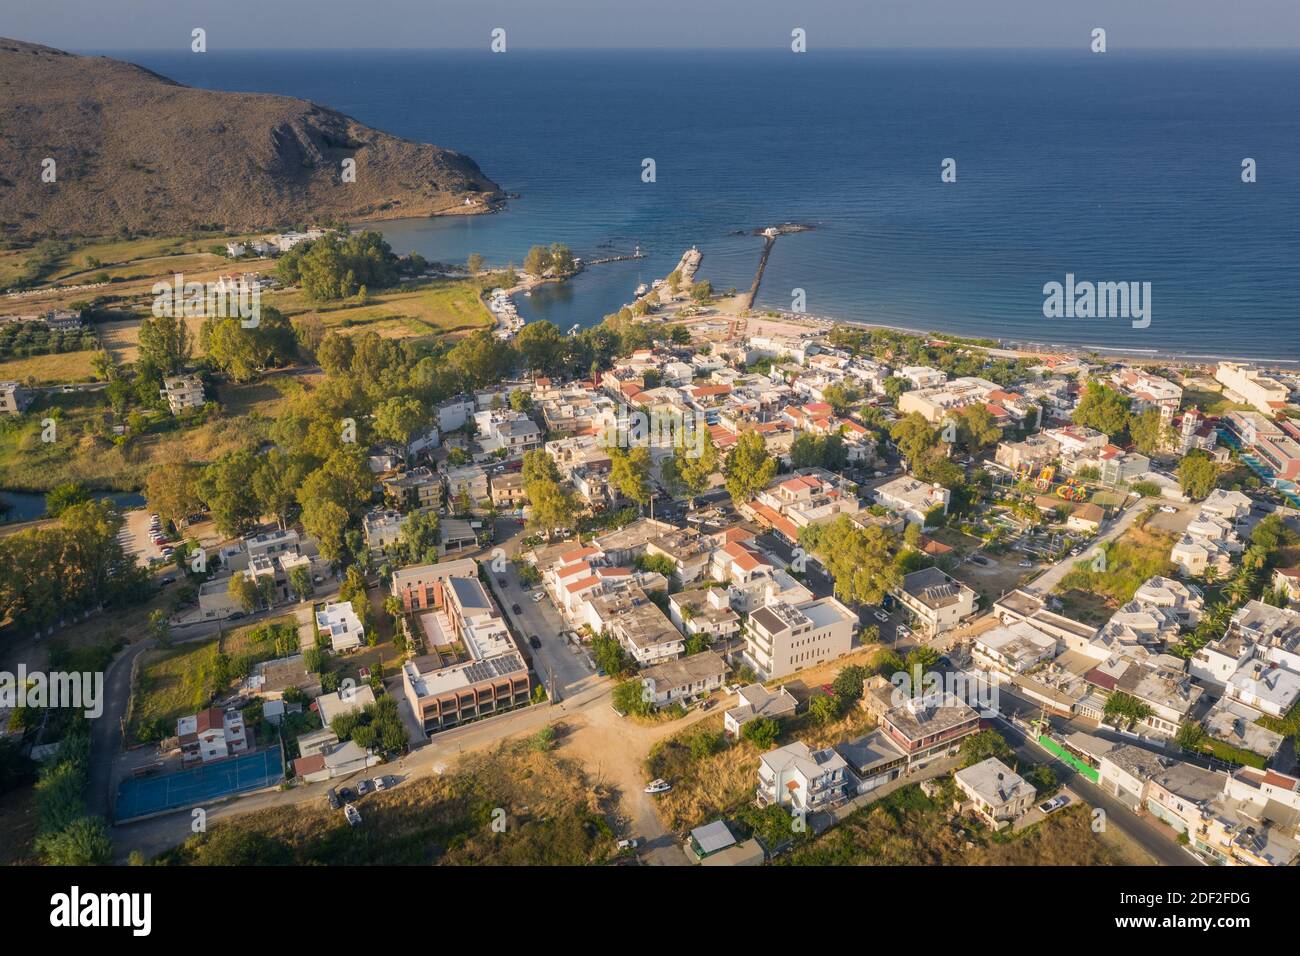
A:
116;49;1300;360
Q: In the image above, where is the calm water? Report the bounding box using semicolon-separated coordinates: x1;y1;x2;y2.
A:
118;49;1300;360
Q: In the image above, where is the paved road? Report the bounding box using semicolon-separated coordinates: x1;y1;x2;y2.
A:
995;714;1198;867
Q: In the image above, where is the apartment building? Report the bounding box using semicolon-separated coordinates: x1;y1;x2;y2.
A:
400;563;531;735
756;741;850;812
1112;369;1182;425
586;586;684;665
897;376;1004;424
159;374;206;414
1216;362;1291;416
744;596;856;680
316;601;365;652
876;692;981;768
176;707;248;764
893;567;977;637
389;558;480;612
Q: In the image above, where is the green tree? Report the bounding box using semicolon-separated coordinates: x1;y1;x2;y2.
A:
612;680;652;717
1129;407;1171;455
228;573;259;613
741;716;780;750
136;312;192;376
799;516;902;606
45;482;90;519
1177;450;1219;501
808;694;842;725
724;430;776;504
36;816;113;866
373;396;426;447
959;730;1014;768
198;451;262;537
1073;380;1131;437
609;444;653;510
890;413;939;467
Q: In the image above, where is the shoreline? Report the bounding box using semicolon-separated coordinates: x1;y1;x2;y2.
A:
361;214;1297;371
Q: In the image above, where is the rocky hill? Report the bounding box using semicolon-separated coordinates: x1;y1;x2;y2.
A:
0;39;502;240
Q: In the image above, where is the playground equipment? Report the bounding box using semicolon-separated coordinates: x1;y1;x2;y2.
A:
1056;478;1088;502
1034;465;1055;492
1016;464;1033;482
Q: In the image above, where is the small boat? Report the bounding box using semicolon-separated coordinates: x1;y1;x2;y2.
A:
644;779;673;795
344;803;361;827
634;283;648;296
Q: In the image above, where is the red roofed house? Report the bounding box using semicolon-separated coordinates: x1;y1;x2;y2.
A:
177;707;249;764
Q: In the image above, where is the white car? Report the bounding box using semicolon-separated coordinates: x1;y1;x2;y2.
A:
873;610;889;623
1039;794;1070;814
1159;505;1177;514
617;838;641;850
531;591;545;603
644;779;672;794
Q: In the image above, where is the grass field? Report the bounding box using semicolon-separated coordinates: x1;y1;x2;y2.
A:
130;640;223;740
268;277;495;341
1055;525;1176;609
0;349;103;384
1183;387;1256;416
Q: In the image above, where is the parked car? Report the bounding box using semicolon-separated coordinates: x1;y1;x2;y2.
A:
873;610;890;623
528;635;542;649
617;838;641;850
357;778;374;796
968;555;990;566
511;603;522;615
644;779;672;794
326;787;341;810
1018;560;1033;568
1039;794;1070;814
338;786;355;801
1159;505;1177;514
531;591;545;602
498;578;507;588
159;576;175;586
698;699;714;711
371;776;387;792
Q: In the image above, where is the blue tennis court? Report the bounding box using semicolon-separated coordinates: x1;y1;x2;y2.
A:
116;748;284;821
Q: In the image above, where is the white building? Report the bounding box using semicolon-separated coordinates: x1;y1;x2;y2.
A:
873;476;950;525
1216;362;1291;416
316;601;365;652
893;567;977;637
639;651;729;708
756;741;850;812
159;374;205;414
743;596;856;680
954;757;1037;829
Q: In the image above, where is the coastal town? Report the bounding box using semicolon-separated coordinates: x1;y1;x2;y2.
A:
3;219;1300;873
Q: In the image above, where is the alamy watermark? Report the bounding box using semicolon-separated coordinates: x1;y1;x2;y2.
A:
1042;273;1151;329
0;665;103;719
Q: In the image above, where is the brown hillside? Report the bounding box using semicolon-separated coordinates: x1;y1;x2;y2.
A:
0;38;502;239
